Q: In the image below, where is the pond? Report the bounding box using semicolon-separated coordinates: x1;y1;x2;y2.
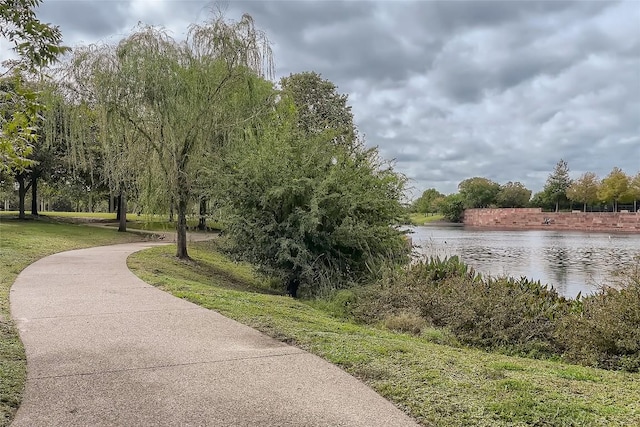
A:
411;225;640;299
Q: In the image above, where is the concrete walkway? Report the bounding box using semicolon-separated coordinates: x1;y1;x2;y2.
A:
10;242;418;426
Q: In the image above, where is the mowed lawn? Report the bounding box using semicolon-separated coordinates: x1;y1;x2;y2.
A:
0;217;147;426
129;241;640;427
408;213;445;225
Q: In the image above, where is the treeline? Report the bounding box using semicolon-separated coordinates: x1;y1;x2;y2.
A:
413;159;640;222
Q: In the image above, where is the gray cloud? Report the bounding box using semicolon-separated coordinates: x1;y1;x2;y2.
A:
28;0;640;197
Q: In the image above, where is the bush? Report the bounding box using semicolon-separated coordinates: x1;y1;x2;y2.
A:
383;312;426;335
558;281;640;372
51;196;73;212
426;275;569;357
354;255;640;371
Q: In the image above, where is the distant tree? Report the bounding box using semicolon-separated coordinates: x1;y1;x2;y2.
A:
627;172;640;212
413;188;444;213
566;172;600;212
496;181;531;208
529;191;553;210
598;167;630;212
543;159;572;212
438;193;465;223
458;177;500;208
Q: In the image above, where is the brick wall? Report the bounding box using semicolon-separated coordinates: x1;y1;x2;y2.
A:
463;208;640;233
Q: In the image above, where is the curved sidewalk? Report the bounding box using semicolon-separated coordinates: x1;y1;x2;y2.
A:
10;242;418;426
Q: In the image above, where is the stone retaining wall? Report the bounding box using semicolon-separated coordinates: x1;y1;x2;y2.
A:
463;208;640;233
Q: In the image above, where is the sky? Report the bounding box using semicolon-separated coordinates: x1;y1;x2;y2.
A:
5;0;639;197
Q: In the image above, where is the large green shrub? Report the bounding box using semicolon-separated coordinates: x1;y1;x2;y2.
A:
221;89;409;297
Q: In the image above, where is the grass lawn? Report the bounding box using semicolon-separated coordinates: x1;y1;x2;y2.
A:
409;213;445;225
128;241;640;427
0;211;222;232
0;217;147;426
0;211;116;220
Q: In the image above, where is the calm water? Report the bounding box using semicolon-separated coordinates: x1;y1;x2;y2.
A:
411;225;640;298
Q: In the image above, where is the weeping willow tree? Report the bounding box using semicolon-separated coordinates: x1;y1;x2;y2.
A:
62;13;273;257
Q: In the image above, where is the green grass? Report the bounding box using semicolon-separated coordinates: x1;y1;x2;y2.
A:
0;217;147;426
128;241;640;427
0;211;223;232
0;211;116;219
124;218;223;232
408;213;445;225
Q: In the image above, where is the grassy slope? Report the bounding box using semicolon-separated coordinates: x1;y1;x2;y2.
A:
128;241;640;427
408;213;445;225
0;218;146;426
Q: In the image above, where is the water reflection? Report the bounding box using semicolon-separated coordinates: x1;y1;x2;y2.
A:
411;226;640;298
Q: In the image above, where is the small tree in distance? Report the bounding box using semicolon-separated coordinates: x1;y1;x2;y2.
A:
566;172;599;212
458;177;500;208
438;193;465;222
413;188;444;214
496;181;531;208
543;159;572;212
598;167;630;212
627;172;640;212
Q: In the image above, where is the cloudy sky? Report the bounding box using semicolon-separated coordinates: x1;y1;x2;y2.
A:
9;0;640;197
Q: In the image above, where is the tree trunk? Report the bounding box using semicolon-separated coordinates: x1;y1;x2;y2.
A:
17;175;26;219
287;277;300;298
198;198;207;231
176;195;189;259
30;174;38;216
555;200;559;212
116;195;121;220
169;201;174;222
583;202;586;213
118;192;127;232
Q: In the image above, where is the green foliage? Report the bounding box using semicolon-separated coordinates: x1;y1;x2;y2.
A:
355;255;640;371
437;193;465;222
383;312;427;335
559;258;640;372
598;167;631;211
543;159;572;212
496;181;531;208
1;0;69;175
529;190;554;210
412;188;444;214
458;177;500;208
0;0;70;71
65;13;274;257
567;172;600;212
0;75;41;174
222;84;409;296
280;71;355;148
